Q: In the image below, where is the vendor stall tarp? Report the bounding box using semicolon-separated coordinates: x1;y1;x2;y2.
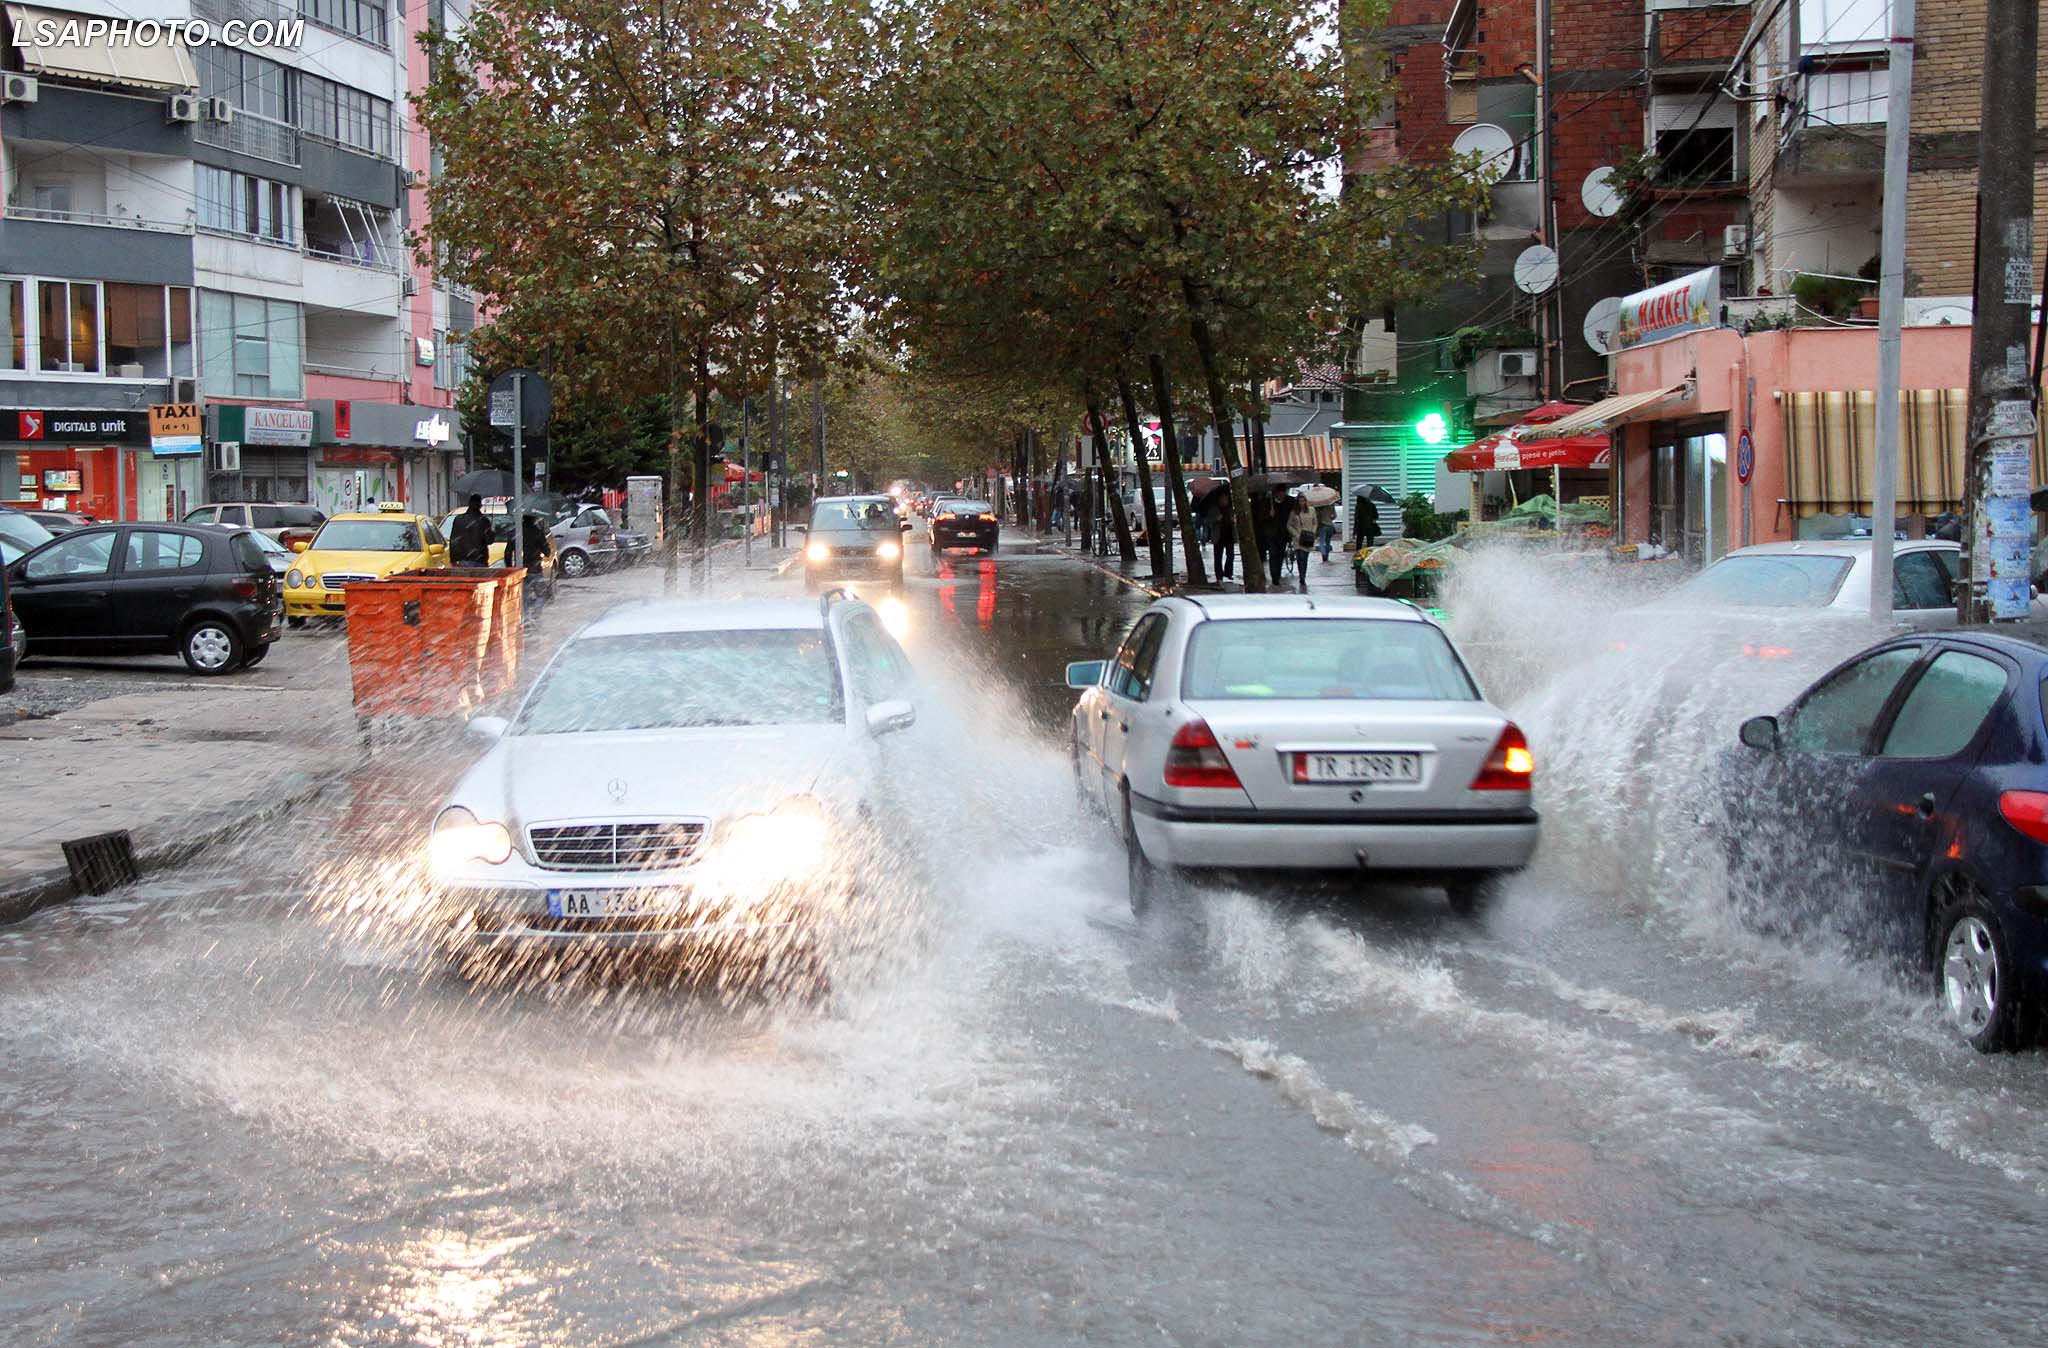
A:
1446;429;1612;473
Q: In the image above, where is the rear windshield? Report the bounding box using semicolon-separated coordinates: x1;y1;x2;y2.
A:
1182;618;1478;701
230;532;270;572
516;629;844;733
1668;554;1853;608
941;500;991;514
0;511;55;563
310;519;420;552
812;500;899;531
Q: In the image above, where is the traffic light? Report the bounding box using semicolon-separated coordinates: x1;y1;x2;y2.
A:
1413;410;1450;447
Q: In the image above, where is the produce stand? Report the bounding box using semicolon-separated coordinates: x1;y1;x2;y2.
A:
343;567;525;741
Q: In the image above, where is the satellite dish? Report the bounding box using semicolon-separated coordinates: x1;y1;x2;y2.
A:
1583;296;1623;355
1514;245;1560;295
1581;167;1624;219
1451;123;1517;185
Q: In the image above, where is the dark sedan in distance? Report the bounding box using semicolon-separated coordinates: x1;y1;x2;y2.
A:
1717;625;2048;1052
929;498;999;553
5;523;282;674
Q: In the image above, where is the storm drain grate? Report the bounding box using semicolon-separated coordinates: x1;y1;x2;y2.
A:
62;830;139;895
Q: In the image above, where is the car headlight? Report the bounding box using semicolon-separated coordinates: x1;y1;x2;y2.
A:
806;541;830;563
428;805;513;874
875;539;901;560
710;797;831;889
286;570;303;588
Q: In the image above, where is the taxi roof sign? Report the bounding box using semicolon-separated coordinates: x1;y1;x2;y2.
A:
376;500;409;512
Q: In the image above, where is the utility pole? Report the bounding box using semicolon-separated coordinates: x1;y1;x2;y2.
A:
1960;0;2039;623
1869;0;1914;622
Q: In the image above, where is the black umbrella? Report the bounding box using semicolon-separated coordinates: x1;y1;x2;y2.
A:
1352;483;1398;504
453;468;519;500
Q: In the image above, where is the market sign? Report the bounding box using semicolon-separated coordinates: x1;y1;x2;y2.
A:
148;403;203;457
214;404;314;447
413;413;452;447
1617;266;1721;350
10;408;149;445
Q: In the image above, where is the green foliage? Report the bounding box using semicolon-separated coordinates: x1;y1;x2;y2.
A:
1790;272;1871;317
1401;491;1463;542
1445;324;1538;370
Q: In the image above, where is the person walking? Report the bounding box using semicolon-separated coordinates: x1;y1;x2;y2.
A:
519;510;554;615
449;493;492;568
1258;495;1287;588
1210;500;1235;580
1357;491;1382;550
1286;491;1317;592
1315;498;1337;562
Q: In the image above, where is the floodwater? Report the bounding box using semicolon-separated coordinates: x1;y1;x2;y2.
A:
2;535;2044;1346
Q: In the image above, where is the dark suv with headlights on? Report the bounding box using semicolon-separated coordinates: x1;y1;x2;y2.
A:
801;495;907;591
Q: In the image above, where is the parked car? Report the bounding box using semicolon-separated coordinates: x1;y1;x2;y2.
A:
1646;540;2041;629
1;554;16;693
0;507;56;565
438;511;512;566
613;528;654;565
283;503;451;625
1068;594;1538;916
4;523;282;673
423;591;917;980
24;509;96;535
928;498;1000;553
1717;625;2048;1052
801;495;907;591
184;502;327;550
551;505;619;578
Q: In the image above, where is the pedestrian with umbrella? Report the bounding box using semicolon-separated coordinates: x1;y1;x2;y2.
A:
1286;488;1317;591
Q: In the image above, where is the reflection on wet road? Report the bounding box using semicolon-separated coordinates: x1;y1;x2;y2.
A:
2;534;2046;1346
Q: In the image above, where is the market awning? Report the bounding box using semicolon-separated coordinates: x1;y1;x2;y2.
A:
5;4;198;90
1518;384;1688;441
1446;429;1612;473
1782;388;2048;518
1262;434;1341;472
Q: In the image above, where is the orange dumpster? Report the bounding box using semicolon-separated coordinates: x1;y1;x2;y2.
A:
343;567;525;719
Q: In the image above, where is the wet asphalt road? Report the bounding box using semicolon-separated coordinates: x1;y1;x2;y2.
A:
2;535;2046;1346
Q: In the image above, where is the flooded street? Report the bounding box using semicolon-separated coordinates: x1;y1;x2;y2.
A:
4;539;2046;1347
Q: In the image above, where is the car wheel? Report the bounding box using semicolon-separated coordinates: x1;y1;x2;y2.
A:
239;643;271;668
285;614;307;630
181;619;243;675
559;548;591;579
1934;886;2024;1052
1444;873;1503;919
1122;791;1176;919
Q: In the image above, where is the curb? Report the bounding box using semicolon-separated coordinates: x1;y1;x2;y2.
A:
0;770;341;926
1037;540;1164;597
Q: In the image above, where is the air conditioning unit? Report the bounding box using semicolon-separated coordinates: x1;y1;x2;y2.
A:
1498;350;1538;380
172;377;198;403
203;97;235;125
216;440;241;472
166;93;200;123
401;275;419;296
407;168;430;190
1723;224;1750;258
1;74;37;105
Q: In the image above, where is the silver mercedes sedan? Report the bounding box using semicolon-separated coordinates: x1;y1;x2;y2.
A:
1068;595;1538;917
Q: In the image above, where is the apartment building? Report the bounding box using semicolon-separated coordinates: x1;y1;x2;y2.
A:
0;0;474;523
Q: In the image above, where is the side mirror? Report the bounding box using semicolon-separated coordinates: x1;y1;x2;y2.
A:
1066;659;1106;689
865;699;916;737
1739;714;1779;752
290;540;309;553
467;715;508;740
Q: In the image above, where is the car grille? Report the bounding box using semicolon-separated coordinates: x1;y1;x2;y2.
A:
322;573;375;590
528;821;705;872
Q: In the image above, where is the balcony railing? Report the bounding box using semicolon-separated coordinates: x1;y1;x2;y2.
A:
192;0;297;33
196;113;299;168
4;205;193;233
305;244;399;272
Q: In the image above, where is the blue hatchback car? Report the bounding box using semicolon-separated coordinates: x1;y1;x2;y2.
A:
1718;625;2048;1052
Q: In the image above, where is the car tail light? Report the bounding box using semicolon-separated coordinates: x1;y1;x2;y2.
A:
979;513;997;522
1998;790;2048;844
1164;719;1243;789
231;577;259;599
1471;723;1534;791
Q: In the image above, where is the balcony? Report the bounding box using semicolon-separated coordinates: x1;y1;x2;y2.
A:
302;250;401;317
196;113;299;169
5;205;191;234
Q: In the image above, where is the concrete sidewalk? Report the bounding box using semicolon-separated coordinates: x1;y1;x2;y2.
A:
0;540;793;919
1033;527;1364;600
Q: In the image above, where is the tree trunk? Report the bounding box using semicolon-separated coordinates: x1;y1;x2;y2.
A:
693;343;713;592
1086;392;1137;562
664;372;692;594
1250;397;1267;477
1182;307;1265;591
1149;351;1207;586
1116;367;1170;582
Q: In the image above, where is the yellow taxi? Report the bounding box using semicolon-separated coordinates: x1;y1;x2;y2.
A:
284;501;450;624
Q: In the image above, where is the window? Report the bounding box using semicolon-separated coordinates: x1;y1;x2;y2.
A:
197;166;297;244
1783;647;1921;754
421;519;447;548
199;292;303;399
122;531;205;572
299;74;394;158
1893;551;1953;610
300;0;387;47
1655;127;1736;185
24;530;115;580
1668;554;1853;608
1882;652;2007;759
516;631;844;733
1109;613;1168;700
1182;619;1479;702
2;280;23;371
199;46;292;123
104;284;195;380
434;332;473;390
250;506;285;529
37;280;98;373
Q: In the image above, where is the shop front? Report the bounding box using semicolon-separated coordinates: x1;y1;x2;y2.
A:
0;407;179;520
208;405;316;507
310;400;465;516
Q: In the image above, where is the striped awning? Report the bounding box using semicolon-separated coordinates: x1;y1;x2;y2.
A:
1519;384;1689;441
1262;435;1341;472
1782;388;2048;518
5;4;198;91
